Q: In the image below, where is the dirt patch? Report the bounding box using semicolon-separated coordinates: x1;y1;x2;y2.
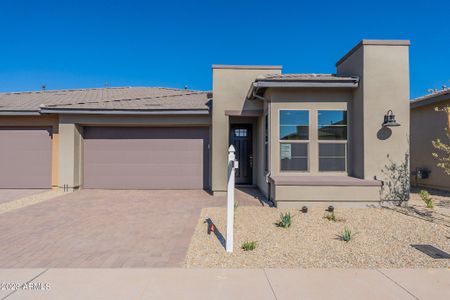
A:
185;206;450;268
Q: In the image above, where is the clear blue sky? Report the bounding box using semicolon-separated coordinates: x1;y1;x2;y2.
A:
1;0;448;99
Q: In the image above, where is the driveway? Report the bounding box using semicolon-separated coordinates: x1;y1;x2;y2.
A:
0;189;264;268
0;189;49;204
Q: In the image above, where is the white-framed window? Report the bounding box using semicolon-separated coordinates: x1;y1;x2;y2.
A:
279;110;309;171
317;110;348;172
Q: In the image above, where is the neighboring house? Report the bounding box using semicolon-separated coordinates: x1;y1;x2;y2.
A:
410;89;450;191
0;40;410;207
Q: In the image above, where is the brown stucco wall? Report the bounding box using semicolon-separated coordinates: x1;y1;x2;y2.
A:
0;115;59;189
411;100;450;191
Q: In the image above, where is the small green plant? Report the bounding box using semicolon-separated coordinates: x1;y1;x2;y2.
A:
241;241;257;251
275;212;292;228
324;211;337;222
419;190;434;208
340;227;353;242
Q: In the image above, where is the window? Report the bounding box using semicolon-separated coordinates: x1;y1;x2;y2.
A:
318;110;347;172
318;110;347;140
280;143;308;171
280;110;309;140
319;143;346;171
279;110;309;171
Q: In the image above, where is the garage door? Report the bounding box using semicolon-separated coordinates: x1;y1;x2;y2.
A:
0;128;52;188
83;127;210;189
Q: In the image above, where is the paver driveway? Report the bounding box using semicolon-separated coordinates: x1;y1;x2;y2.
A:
0;189;264;268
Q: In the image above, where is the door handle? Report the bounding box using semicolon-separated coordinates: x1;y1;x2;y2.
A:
249;155;253;168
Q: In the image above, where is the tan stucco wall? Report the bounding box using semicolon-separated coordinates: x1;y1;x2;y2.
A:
274;185;380;208
57;114;211;190
211;66;281;194
0;115;59;189
268;88;352;176
411;100;450;191
337;42;410;193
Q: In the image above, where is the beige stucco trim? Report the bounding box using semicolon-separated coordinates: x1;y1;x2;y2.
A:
336;39;410;66
0;116;59;188
212;65;282;70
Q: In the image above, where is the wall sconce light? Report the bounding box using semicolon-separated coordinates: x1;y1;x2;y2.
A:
383;110;400;127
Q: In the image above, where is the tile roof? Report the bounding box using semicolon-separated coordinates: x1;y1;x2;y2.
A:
411;88;450;103
256;73;359;81
410;88;450;109
0;87;211;113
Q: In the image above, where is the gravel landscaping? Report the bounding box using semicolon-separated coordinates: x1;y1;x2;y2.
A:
185;203;450;268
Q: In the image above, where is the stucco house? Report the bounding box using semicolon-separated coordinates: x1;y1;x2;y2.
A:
410;88;450;191
0;40;410;207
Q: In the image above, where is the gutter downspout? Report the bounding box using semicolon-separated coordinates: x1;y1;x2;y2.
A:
267;101;273;205
249;83;273;205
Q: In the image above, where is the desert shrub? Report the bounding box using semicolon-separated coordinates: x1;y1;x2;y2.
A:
340;227;353;242
242;241;257;251
419;190;433;208
275;212;292;228
381;151;410;205
324;211;337;222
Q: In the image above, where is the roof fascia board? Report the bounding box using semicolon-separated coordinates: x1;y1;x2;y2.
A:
0;111;40;116
39;109;210;115
255;81;358;88
410;94;450;109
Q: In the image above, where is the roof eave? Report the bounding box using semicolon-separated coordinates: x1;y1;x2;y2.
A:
39;108;210;115
254;80;359;88
410;92;450;109
0;110;41;116
247;79;359;100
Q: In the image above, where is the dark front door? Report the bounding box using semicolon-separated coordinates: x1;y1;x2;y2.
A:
230;124;253;185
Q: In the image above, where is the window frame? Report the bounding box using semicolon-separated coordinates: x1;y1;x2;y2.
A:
317;109;348;173
279;109;311;172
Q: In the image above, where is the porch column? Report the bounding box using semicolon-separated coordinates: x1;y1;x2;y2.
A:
58;121;83;191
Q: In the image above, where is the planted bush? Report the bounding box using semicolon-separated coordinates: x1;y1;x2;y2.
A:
324;211;337;222
419;190;433;208
242;241;257;251
276;212;292;228
340;227;353;242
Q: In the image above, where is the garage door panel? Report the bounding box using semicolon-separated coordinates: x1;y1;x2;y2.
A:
83;127;209;189
84;149;204;164
0;128;52;188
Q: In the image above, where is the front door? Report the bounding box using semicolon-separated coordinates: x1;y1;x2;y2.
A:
230;124;253;185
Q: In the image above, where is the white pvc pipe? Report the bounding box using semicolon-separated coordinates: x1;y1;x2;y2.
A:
226;145;236;253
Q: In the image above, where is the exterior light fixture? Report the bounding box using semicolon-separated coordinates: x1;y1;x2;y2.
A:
301;206;308;213
383;110;400;127
328;205;334;213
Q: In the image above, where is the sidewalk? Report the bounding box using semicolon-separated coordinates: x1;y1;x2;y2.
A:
1;268;449;300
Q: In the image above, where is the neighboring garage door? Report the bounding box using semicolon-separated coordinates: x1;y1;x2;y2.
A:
0;128;52;188
83;127;210;189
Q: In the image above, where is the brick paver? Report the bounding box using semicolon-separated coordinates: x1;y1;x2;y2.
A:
0;189;264;268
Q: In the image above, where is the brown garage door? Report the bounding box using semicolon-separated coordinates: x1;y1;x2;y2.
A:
0;127;52;188
83;127;210;189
